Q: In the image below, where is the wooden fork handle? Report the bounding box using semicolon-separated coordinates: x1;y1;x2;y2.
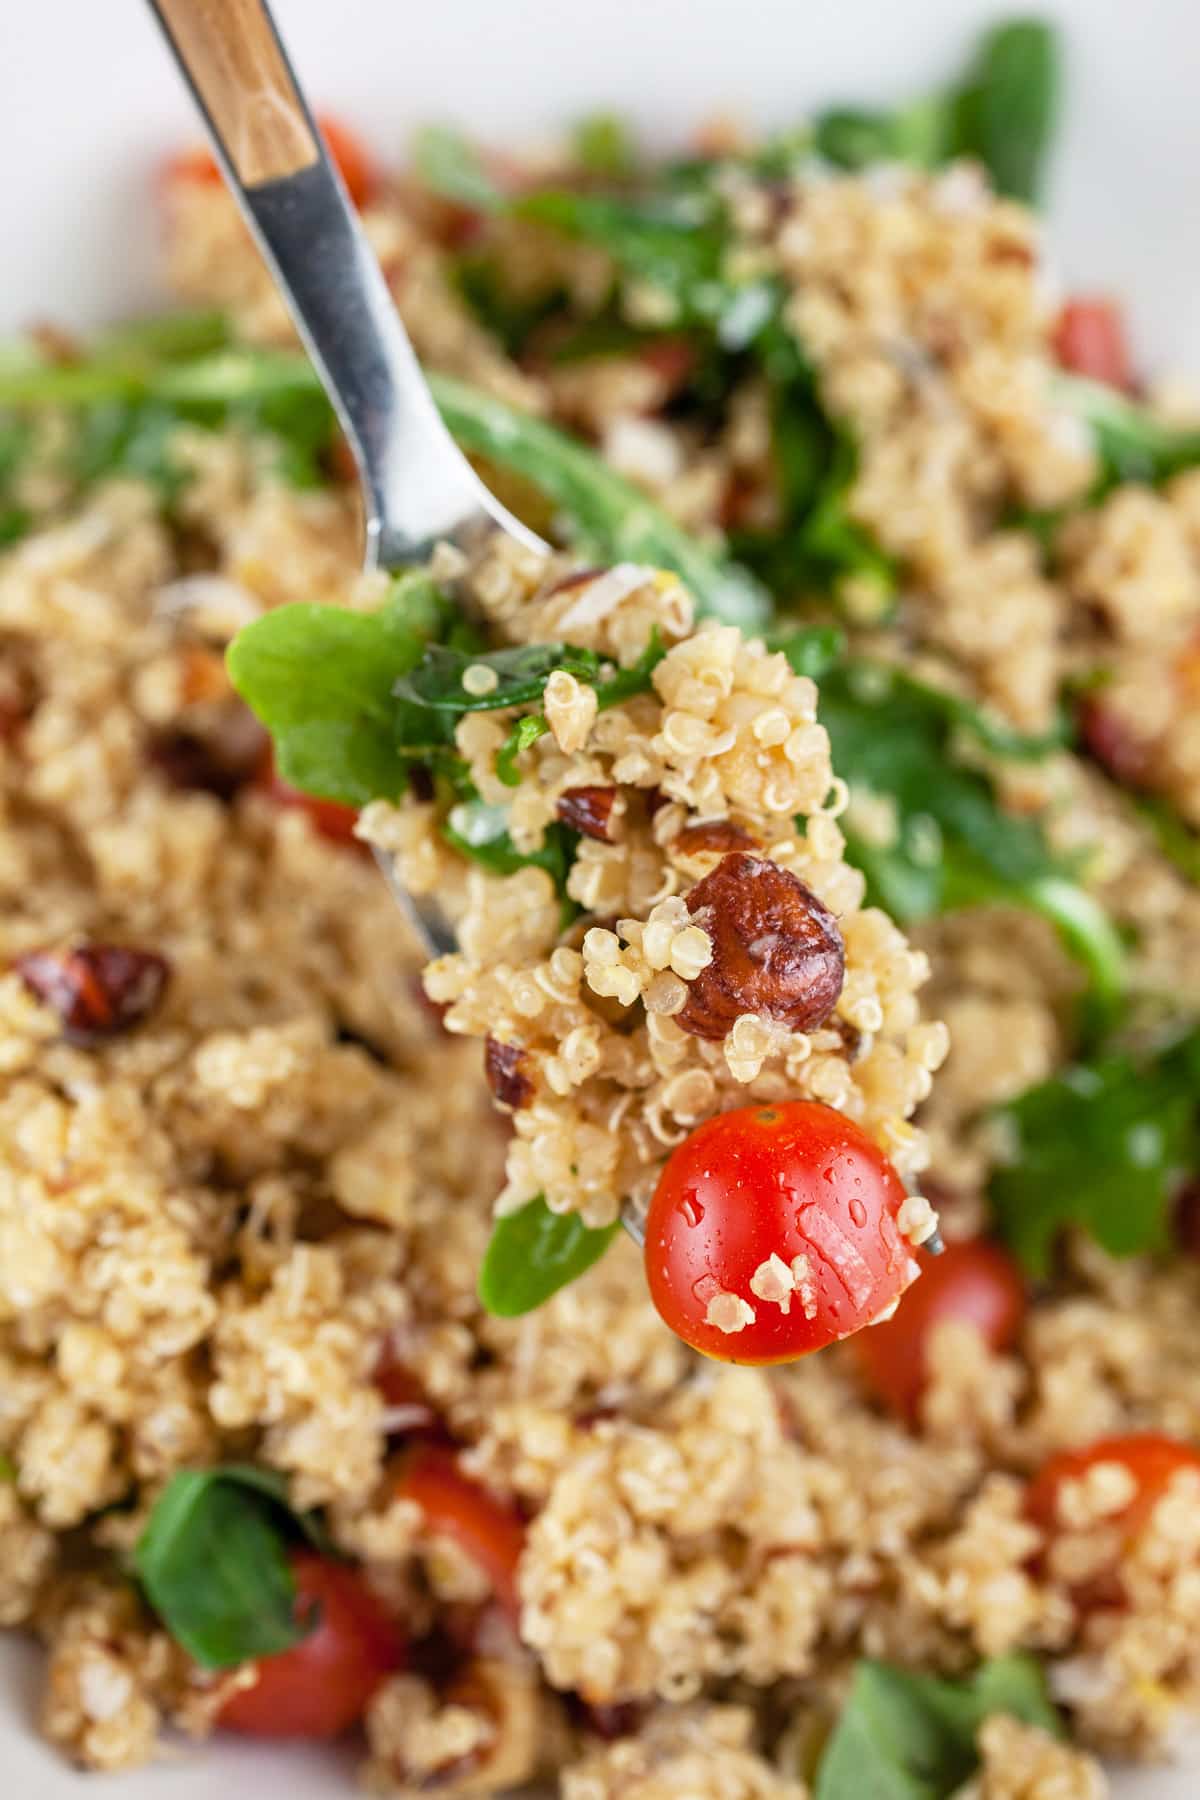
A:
152;0;317;188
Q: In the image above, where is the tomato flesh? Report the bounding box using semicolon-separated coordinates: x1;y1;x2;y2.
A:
1052;297;1132;390
167;115;375;210
853;1237;1026;1420
255;747;363;847
219;1553;404;1738
1027;1432;1200;1549
643;1100;922;1365
396;1446;526;1623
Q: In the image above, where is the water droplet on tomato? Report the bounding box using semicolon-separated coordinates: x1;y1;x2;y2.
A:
848;1197;868;1227
680;1194;704;1228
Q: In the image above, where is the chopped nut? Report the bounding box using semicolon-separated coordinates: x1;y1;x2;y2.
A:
147;705;267;800
705;1290;757;1335
670;818;761;860
677;853;845;1042
749;1253;795;1313
556;784;619;842
790;1254;818;1320
15;946;171;1045
483;1037;535;1110
896;1193;940;1247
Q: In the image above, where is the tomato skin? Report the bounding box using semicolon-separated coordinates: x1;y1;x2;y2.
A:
166;116;375;210
643;1101;922;1366
1053;297;1132;390
1027;1433;1200;1552
255;747;363;848
219;1553;404;1739
853;1238;1026;1420
395;1447;526;1623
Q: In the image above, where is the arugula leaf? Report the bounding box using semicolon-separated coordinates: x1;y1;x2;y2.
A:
428;371;771;631
1054;374;1200;490
953;19;1061;205
478;1194;620;1316
815;18;1060;205
442;801;578;895
815;1655;1061;1800
1135;795;1200;885
989;1028;1200;1275
395;641;602;713
820;660;1125;1007
411;125;505;213
134;1466;319;1670
572;113;636;180
493;628;669;788
227;572;452;806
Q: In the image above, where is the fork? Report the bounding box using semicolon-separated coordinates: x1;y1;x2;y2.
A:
147;0;648;1242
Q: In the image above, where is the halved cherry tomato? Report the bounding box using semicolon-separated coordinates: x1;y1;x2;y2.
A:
219;1552;404;1738
852;1237;1026;1420
643;1100;923;1366
1052;297;1132;390
1026;1433;1200;1607
395;1446;525;1624
166;116;376;210
256;747;363;848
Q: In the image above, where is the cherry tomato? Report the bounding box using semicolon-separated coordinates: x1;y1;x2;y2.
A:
166;116;376;210
219;1553;404;1738
1052;297;1132;390
643;1100;923;1365
1027;1433;1200;1546
852;1237;1026;1420
395;1446;525;1624
255;747;363;848
1077;695;1151;791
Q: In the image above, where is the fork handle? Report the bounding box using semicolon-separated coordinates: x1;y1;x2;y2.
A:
153;0;317;188
147;0;541;567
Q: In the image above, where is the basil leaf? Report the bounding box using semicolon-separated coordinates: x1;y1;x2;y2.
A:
134;1466;316;1670
395;641;602;713
814;97;953;172
1135;795;1200;885
1055;374;1200;490
227;572;451;807
815;1655;1060;1800
478;1195;620;1317
989;1028;1200;1276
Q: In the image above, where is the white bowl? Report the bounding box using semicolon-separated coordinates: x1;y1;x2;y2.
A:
2;1;1198;1793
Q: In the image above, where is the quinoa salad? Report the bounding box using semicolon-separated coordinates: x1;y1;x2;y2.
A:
2;17;1200;1797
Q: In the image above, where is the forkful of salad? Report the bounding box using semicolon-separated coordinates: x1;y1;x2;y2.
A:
149;0;946;1358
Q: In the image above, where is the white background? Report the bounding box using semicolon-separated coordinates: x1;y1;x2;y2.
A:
0;0;1197;1792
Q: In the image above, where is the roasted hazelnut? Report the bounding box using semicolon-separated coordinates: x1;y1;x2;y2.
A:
15;944;170;1044
670;818;761;858
484;1037;535;1110
556;785;618;842
677;853;845;1042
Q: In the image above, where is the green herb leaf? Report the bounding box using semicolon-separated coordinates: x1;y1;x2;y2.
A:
989;1028;1200;1276
478;1194;620;1316
572;113;636;180
814;96;954;172
1055;374;1200;490
820;660;1125;1008
496;713;551;788
1134;795;1200;885
815;1655;1061;1800
442;801;578;896
428;371;771;632
412;126;505;214
953;18;1061;205
227;571;452;806
395;641;602;713
134;1466;317;1670
767;624;847;679
0;1452;16;1483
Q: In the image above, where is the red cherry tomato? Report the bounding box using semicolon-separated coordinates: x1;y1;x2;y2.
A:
219;1553;404;1738
1027;1433;1200;1549
1052;297;1132;390
395;1446;525;1624
166;116;376;210
852;1237;1026;1420
255;747;363;848
643;1100;923;1366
